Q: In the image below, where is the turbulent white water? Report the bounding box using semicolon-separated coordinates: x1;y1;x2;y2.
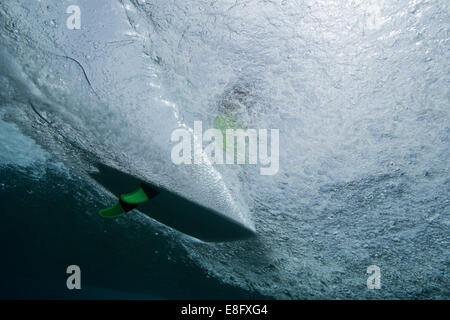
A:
0;0;448;298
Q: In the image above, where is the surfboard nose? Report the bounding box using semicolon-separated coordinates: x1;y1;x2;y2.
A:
90;162;256;242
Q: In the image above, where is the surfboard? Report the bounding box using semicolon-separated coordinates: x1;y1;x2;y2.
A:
27;98;256;243
89;162;256;242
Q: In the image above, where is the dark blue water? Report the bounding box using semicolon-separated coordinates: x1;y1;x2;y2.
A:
0;164;270;299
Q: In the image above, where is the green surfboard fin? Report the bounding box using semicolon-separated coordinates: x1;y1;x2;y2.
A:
120;187;150;204
99;186;154;218
98;202;126;218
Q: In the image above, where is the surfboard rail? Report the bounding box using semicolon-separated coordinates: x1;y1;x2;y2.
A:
89;162;256;242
